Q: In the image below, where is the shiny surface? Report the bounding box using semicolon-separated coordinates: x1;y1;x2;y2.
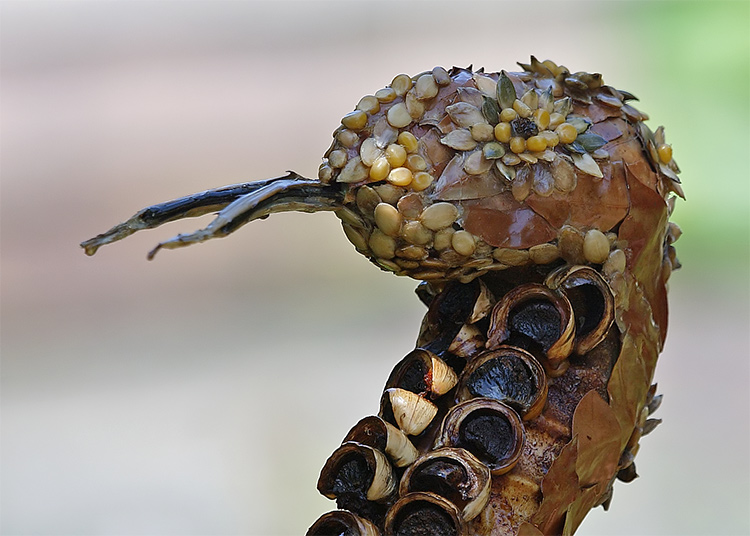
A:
2;1;748;535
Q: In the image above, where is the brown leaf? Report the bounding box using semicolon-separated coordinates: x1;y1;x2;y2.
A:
517;521;545;536
571;391;622;488
607;335;648;450
562;484;604;536
532;440;579;535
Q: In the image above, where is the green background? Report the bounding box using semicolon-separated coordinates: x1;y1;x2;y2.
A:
2;1;748;535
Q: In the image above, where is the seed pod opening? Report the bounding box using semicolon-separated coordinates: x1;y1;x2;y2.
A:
344;416;418;468
317;442;397;522
386;349;458;398
306;510;380;536
456;346;547;420
384;492;466;536
487;283;575;371
399;447;491;521
380;387;438;436
545;265;615;355
436;398;525;475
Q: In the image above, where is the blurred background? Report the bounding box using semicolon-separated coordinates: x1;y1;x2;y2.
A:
2;1;748;535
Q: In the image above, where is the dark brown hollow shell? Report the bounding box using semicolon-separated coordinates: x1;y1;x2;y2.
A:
344;415;419;468
456;346;548;421
383;491;468;536
385;348;458;398
317;441;397;504
306;509;380;536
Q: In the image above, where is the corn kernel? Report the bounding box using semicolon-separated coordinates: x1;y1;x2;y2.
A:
411;171;433;192
406;154;427;171
540;131;560;147
510;137;526;154
369;156;391;181
385;143;407;167
513;99;532;118
657;143;673;163
375;87;397;103
356;95;380;115
341;110;368;130
549;112;565;129
494;122;512;143
390;74;413;96
526;135;546;153
500;108;517;122
556;123;578;145
398;131;419;153
387;167;413;187
534;109;550;130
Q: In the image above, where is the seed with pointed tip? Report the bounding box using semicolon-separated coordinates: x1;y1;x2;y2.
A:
342;110;368;130
583;229;610;264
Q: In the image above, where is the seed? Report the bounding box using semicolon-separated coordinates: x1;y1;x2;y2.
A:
493;248;530;266
360;138;383;166
387;167;413;187
432;66;451;86
518;153;538;164
369;229;396;259
529;243;560;264
551;155;577;192
385;144;408;167
336;156;369;183
463;150;492;175
509;137;526;154
398;131;419;153
500;108;518;122
603;248;627;276
396;245;428;260
534;109;550;130
342;223;369;251
377;259;401;272
401;221;432;245
502;153;521;166
452;230;475;256
318;162;333;183
411;171;434;192
373;116;398;148
341;110;368;130
548;112;565;129
357;95;380;115
446;102;486;128
397;193;423;219
583;229;610;264
391;74;413;96
406;154;427;171
369;156;391;181
420;202;458;231
471;122;495;142
395;259;420;270
415;73;439;100
328;149;348;169
558;225;585;264
596;93;623;108
657;143;673;163
512;99;532;118
387;103;412;128
441;129;478;151
374;202;402;237
526;135;546;153
483;142;506;159
375;87;397;103
511;166;532;201
374;183;405;205
540;130;560;147
356;185;382;214
555;123;578;144
434;228;455;250
494;122;512;143
572;153;603;178
521;88;539;109
405;90;425;119
337;129;359;147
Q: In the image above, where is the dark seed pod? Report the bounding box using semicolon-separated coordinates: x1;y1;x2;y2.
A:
486;283;575;376
344;416;419;468
545;265;615;355
306;510;380;536
435;398;525;475
380;387;438;436
456;346;548;421
399;447;491;521
317;441;397;520
386;349;458;398
383;491;467;536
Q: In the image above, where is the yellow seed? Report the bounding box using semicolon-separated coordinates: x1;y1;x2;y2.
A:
375;87;397;103
500;108;517;122
387;167;413;187
451;230;476;256
583;229;610;264
556;123;578;145
411;171;433;192
513;99;532;118
415;74;439;100
406;154;427;171
657;143;673;163
540;131;560;147
385;144;408;167
398;131;419;153
471;122;495;142
360;138;383;166
534;109;550;130
341;110;368;130
369;229;396;259
387;103;412;128
420;202;458;231
433;228;454;250
391;74;413;97
526;135;546;153
328;149;348;168
337;129;359;147
357;95;380;115
374;202;402;237
369;156;391;181
494;122;512;143
318;163;333;183
509;137;526;154
432;66;451;86
401;221;432;245
548;112;565;129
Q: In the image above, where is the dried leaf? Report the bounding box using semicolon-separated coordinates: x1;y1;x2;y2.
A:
532;439;579;534
497;70;517;110
517;522;545;536
572;391;622;488
563;484;604;536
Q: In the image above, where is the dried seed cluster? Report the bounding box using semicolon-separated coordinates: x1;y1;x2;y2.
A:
322;59;681;285
309;265;653;535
